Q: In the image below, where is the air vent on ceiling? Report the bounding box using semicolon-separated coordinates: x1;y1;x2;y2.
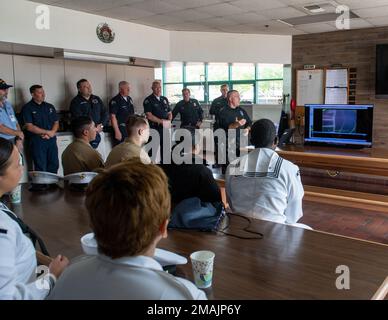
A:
304;4;325;13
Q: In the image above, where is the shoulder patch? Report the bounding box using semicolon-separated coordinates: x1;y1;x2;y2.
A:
111;100;116;105
0;228;7;234
144;99;149;104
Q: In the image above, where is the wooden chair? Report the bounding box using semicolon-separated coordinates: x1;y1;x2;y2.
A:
371;277;388;300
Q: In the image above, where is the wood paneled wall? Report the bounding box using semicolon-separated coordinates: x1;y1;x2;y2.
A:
292;26;388;149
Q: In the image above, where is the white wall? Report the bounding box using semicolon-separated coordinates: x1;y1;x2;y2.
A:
0;0;291;65
0;0;170;61
1;53;155;112
170;31;292;64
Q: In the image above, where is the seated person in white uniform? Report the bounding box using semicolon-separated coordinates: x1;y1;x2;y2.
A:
49;159;207;300
0;137;68;299
226;119;309;228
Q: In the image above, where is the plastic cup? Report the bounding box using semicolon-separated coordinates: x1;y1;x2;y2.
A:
10;184;21;204
190;250;215;289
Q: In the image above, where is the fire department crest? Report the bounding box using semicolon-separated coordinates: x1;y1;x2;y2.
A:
96;23;115;43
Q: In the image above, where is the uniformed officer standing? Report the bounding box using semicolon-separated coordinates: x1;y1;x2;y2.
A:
218;90;252;171
172;88;203;129
21;85;59;173
143;80;172;163
109;81;134;145
0;79;24;150
209;84;229;167
69;79;108;149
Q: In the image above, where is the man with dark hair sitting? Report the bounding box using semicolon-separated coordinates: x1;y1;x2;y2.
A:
225;119;310;229
62;116;104;175
161;127;221;208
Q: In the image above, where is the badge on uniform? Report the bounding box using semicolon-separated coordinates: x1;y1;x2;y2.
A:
163;100;167;104
92;99;98;104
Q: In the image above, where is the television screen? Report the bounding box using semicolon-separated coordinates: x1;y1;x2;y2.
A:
376;44;388;98
304;104;373;147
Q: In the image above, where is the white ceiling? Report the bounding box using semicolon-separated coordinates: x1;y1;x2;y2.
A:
28;0;388;35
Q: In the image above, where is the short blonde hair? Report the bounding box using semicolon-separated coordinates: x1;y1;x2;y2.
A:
85;159;171;259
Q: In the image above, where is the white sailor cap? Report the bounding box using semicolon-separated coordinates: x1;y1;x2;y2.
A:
29;171;62;184
64;172;98;184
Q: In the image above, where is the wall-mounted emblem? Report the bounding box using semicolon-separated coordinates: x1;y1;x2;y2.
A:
96;23;115;43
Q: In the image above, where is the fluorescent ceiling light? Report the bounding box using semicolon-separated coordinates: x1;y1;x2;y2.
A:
60;51;129;64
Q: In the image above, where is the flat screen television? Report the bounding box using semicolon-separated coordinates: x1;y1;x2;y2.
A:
304;104;373;148
376;44;388;98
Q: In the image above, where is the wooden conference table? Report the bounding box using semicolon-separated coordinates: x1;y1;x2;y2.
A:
11;186;388;300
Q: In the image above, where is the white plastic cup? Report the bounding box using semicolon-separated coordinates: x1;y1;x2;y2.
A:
190;250;215;289
10;184;21;204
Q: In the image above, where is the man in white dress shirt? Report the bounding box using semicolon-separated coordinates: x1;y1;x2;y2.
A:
226;119;308;228
49;159;207;300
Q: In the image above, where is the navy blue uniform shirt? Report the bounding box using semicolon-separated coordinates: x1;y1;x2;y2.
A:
70;94;108;126
109;94;134;124
21;100;58;138
143;94;171;128
172;99;203;128
210;96;228;130
218;105;252;133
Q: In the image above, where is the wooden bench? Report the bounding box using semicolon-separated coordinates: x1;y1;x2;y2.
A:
304;185;388;213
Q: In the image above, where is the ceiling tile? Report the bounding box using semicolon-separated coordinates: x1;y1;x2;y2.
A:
164;22;218;31
53;0;139;12
167;9;215;21
162;0;224;9
227;12;268;24
230;0;287;12
295;22;338;33
334;0;388;10
132;14;186;26
196;3;247;16
129;0;184;14
366;16;388;27
353;5;388;18
326;18;374;29
196;17;240;27
97;5;156;20
261;6;307;19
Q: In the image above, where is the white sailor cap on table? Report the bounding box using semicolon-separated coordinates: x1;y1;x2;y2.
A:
29;171;62;184
64;172;98;185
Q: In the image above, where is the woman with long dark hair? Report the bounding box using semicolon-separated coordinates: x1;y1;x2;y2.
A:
0;137;68;299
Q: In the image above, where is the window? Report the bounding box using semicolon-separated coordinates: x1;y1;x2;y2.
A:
185;63;205;82
159;62;284;105
257;64;283;79
208;63;229;81
154;67;163;85
231;63;255;81
209;85;223;102
257;80;283;105
165;62;183;83
165;84;182;104
186;85;205;102
233;83;254;104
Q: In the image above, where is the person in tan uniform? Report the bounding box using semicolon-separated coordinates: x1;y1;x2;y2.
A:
105;115;151;167
62;116;104;175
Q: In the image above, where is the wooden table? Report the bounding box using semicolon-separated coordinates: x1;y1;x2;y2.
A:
9;186;388;300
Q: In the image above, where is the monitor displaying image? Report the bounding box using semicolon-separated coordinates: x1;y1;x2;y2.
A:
304;104;373;147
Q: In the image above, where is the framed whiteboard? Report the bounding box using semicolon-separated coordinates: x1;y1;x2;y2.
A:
324;68;349;104
296;69;324;107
